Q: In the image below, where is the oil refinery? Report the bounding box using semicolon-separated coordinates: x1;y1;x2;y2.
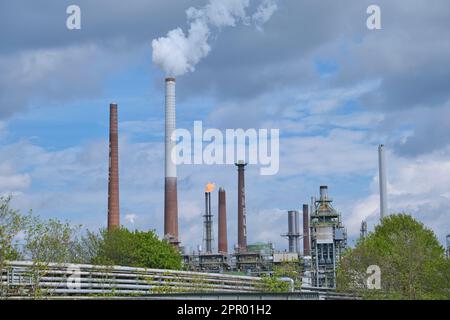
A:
102;77;397;290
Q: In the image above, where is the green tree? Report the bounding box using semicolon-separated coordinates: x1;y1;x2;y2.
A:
259;274;291;292
259;261;301;292
23;216;83;264
337;214;450;299
92;228;182;270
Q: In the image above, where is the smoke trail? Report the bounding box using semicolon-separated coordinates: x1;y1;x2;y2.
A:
152;0;278;77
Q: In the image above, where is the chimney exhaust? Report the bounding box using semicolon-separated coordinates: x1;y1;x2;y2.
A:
108;103;120;231
164;77;179;245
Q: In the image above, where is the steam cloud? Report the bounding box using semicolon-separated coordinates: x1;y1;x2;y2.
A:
152;0;278;77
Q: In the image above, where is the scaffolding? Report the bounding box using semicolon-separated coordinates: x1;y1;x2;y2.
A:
203;191;214;253
310;186;347;288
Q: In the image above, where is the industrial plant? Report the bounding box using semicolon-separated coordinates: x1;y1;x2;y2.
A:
100;77;401;290
96;74;442;295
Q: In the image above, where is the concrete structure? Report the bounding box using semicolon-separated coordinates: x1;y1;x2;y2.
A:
310;186;347;288
303;204;310;256
235;161;248;252
218;188;228;254
378;144;388;220
283;210;300;254
107;103;120;231
164;78;179;245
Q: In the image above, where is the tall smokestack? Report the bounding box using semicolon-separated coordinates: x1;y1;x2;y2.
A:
303;204;310;256
235;161;247;252
294;210;300;254
108;103;120;231
164;78;179;245
378;144;388;220
218;188;228;254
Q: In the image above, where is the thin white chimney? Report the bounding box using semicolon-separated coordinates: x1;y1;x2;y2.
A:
378;144;388;220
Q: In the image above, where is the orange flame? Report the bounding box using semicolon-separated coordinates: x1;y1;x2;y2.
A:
205;183;215;193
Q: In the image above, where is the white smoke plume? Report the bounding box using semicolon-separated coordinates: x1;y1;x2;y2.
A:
152;0;278;77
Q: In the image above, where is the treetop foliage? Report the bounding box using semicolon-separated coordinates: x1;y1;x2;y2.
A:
337;214;450;300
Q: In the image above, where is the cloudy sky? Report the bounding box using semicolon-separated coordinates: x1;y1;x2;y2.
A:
1;0;449;252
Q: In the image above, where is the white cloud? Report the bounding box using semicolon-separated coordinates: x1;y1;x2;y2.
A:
0;173;31;191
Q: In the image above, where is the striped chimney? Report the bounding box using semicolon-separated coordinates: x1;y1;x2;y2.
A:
164;78;179;245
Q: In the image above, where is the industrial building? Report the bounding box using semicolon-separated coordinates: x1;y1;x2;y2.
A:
360;221;368;239
106;77;355;289
309;186;347;288
179;158;348;289
282;210;300;254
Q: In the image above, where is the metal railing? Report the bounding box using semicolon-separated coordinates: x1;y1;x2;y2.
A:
1;261;263;297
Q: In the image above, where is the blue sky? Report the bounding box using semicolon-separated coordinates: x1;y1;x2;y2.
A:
1;0;450;252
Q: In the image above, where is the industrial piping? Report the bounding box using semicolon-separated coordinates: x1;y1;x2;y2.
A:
302;204;310;256
218;188;228;254
378;144;388;220
108;103;120;231
235;161;247;252
164;78;179;245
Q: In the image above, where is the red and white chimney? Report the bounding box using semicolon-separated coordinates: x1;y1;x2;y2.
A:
164;78;179;245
